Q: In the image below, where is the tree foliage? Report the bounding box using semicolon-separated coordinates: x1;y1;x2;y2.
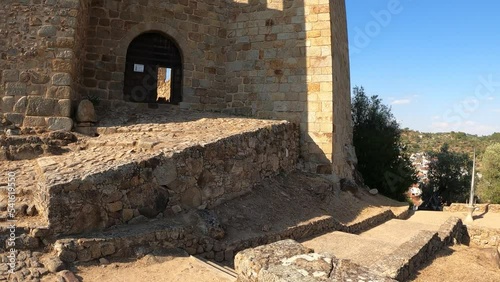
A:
477;143;500;203
351;86;417;201
426;144;472;205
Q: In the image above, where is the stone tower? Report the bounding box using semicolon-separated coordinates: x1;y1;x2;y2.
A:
0;0;352;178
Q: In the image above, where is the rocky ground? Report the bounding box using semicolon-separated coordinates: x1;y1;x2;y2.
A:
2;107;498;281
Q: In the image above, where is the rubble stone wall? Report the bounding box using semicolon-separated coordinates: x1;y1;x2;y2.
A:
44;122;299;235
444;203;500;213
466;226;500;248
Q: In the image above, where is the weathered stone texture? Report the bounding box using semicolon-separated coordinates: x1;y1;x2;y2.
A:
234;239;395;282
2;0;353;176
331;0;353;179
43;122;298;235
76;99;96;122
0;0;89;127
467;226;500;248
444;203;500;213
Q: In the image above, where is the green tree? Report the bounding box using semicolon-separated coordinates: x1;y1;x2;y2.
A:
351;86;417;201
477;143;500;203
427;144;472;205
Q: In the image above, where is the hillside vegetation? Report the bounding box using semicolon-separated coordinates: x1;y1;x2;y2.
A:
401;130;500;159
403;130;500;204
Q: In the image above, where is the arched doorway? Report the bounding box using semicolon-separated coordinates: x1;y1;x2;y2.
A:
123;32;182;104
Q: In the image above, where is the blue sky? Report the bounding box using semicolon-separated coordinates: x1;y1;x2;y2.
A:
346;0;500;135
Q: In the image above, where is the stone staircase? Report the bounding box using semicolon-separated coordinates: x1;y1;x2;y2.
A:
43;203;463;281
301;213;464;281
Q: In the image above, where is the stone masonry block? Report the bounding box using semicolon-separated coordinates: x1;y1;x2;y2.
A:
5;82;27;96
13;96;27;113
29;69;51;84
37;25;57;37
26;96;58;116
57;99;71;117
4;113;24;127
56;50;75;59
46;86;72;99
47;117;73;131
2;70;19;83
1;96;15;112
52;59;73;72
23;116;47;127
60;0;79;8
57;99;72;117
52;73;72;86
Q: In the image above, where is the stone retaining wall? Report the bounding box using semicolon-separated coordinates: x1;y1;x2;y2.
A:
444;203;500;213
52;203;407;265
466;226;500;248
43;122;299;235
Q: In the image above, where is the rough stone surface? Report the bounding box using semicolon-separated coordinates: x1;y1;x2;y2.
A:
47;117;73;131
235;239;395;282
57;99;72;117
0;0;353;176
35;112;298;235
444;203;500;213
467;226;500;248
51;73;72;86
76;99;97;122
41;257;65;273
26;96;58;117
234;239;313;282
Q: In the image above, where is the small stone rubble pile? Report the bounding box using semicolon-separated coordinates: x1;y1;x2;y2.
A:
0;130;77;161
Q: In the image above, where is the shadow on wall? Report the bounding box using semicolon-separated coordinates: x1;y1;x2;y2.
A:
79;0;351;175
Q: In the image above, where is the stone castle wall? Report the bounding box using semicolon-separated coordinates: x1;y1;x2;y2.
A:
0;0;91;130
1;0;353;176
80;0;227;106
224;0;341;174
330;0;353;178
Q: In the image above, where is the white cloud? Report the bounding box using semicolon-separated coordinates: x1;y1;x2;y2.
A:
430;122;450;130
391;99;412;105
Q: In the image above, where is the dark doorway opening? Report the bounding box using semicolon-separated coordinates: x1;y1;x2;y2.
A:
124;32;182;104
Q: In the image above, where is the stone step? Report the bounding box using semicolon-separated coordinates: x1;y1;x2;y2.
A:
301;231;399;266
52;204;404;266
302;215;464;281
359;218;439;245
405;210;460;226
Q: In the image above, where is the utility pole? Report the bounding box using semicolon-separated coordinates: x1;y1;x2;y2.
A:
465;149;476;223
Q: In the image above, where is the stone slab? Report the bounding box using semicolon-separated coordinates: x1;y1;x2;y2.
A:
302;231;398;267
359;219;439;245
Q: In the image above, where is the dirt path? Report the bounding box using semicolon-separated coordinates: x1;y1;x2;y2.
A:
411;245;500;282
48;252;236;282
